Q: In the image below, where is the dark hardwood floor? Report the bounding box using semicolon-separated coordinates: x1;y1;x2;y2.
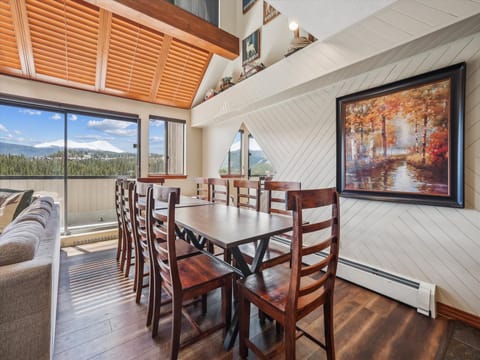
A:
54;241;469;359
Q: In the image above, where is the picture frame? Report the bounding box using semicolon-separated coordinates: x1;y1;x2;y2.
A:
263;2;280;25
242;29;261;65
336;62;465;208
243;0;258;14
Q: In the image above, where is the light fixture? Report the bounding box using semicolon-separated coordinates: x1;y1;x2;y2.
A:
288;20;299;32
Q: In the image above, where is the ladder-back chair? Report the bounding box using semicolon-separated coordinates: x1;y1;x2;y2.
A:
238;188;340;360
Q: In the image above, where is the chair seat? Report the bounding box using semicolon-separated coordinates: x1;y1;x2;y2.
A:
238;239;291;267
238;265;325;316
176;253;233;293
155;240;200;262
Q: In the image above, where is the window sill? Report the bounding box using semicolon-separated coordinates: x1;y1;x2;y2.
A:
145;175;187;180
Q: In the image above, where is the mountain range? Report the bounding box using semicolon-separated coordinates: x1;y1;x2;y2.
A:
0;140;124;157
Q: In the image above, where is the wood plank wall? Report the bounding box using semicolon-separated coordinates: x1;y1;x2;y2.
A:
202;32;480;318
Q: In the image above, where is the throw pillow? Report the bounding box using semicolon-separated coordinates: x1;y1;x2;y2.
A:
0;189;34;232
0;220;42;266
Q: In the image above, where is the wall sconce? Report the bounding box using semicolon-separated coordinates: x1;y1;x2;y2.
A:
285;20;312;57
288;20;299;38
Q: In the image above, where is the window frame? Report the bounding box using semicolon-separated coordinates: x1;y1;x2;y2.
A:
148;115;186;176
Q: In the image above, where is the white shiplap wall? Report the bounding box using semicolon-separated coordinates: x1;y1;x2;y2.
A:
202;32;480;316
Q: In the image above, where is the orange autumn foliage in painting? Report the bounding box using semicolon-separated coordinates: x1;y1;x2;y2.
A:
343;78;450;195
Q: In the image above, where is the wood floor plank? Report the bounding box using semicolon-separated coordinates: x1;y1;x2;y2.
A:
54;244;454;360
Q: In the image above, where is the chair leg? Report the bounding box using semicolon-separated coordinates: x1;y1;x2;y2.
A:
116;226;122;261
124;236;132;278
170;295;183;360
146;263;154;326
285;320;296;360
119;228;127;272
222;276;232;334
324;296;335;360
239;289;250;359
135;257;144;304
150;266;161;334
201;294;208;315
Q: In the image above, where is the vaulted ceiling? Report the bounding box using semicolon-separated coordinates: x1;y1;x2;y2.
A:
0;0;239;109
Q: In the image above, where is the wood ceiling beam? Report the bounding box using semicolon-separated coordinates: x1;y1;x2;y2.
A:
150;35;172;101
95;8;112;90
83;0;239;60
9;0;36;77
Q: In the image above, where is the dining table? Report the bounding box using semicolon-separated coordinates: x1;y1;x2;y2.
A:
137;195;211;210
154;203;293;349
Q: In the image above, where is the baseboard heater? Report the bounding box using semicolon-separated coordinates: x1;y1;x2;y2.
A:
272;237;436;318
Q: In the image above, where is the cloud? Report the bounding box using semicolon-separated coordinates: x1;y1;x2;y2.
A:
87;119;136;137
19;109;42;116
150;120;165;128
150;136;164;142
69;114;78;121
51;113;62;120
14;130;21;135
0;124;8;132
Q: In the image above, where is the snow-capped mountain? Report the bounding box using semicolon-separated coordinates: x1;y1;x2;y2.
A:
34;140;123;153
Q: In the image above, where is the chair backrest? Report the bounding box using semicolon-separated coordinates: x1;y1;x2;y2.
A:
121;179;135;236
194;177;210;201
146;185;181;296
233;179;260;212
133;181;152;258
114;178;125;225
208;178;230;205
137;177;166;185
286;188;340;315
265;181;301;215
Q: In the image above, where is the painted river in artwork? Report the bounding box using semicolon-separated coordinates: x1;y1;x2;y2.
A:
345;158;448;195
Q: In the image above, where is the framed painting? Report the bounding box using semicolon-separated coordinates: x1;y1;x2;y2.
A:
336;62;465;207
242;29;260;65
243;0;257;13
263;2;280;25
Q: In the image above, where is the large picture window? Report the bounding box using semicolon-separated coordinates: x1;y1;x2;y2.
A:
149;116;185;175
248;134;273;177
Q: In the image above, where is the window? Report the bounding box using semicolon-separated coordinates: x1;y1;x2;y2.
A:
219;130;243;175
248;135;274;177
149;117;185;175
0;98;139;233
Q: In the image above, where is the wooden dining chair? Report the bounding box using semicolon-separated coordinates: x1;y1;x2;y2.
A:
238;188;340;360
138;183;201;330
194;177;210;201
234;179;292;270
233;179;260;211
114;177;125;263
147;185;234;359
120;179;135;277
208;178;230;205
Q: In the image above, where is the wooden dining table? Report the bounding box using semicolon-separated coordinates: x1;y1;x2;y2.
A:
154;203;293;349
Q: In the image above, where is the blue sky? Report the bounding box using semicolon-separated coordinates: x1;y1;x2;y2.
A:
0;104;138;153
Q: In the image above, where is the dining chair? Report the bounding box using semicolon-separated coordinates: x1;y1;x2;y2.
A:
208;178;230;205
138;183;201;330
194;177;210;201
114;177;125;263
147;185;234;359
234;179;292;270
238;188;340;360
120;179;135;277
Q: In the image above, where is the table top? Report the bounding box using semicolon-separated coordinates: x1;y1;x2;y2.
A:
155;204;292;249
138;196;211;210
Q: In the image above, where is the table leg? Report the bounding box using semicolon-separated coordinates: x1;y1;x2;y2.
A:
223;238;270;350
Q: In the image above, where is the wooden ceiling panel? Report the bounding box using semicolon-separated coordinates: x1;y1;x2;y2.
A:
26;0;98;86
105;14;164;100
156;38;211;108
0;0;21;71
0;0;236;108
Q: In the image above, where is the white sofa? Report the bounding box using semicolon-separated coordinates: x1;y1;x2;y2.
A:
0;197;61;360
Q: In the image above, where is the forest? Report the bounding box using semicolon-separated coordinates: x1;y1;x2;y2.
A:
0;151;138;177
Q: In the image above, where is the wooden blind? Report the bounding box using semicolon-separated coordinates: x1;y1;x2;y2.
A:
26;0;98;85
0;0;21;72
105;14;164;101
156;38;211;108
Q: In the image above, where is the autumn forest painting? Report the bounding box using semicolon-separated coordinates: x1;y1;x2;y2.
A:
342;78;452;196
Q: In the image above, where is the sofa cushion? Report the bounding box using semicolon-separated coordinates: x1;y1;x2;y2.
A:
0;190;34;233
0;220;43;266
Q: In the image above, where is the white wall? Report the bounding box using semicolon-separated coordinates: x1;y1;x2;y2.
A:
0;75;203;195
201;31;480;317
